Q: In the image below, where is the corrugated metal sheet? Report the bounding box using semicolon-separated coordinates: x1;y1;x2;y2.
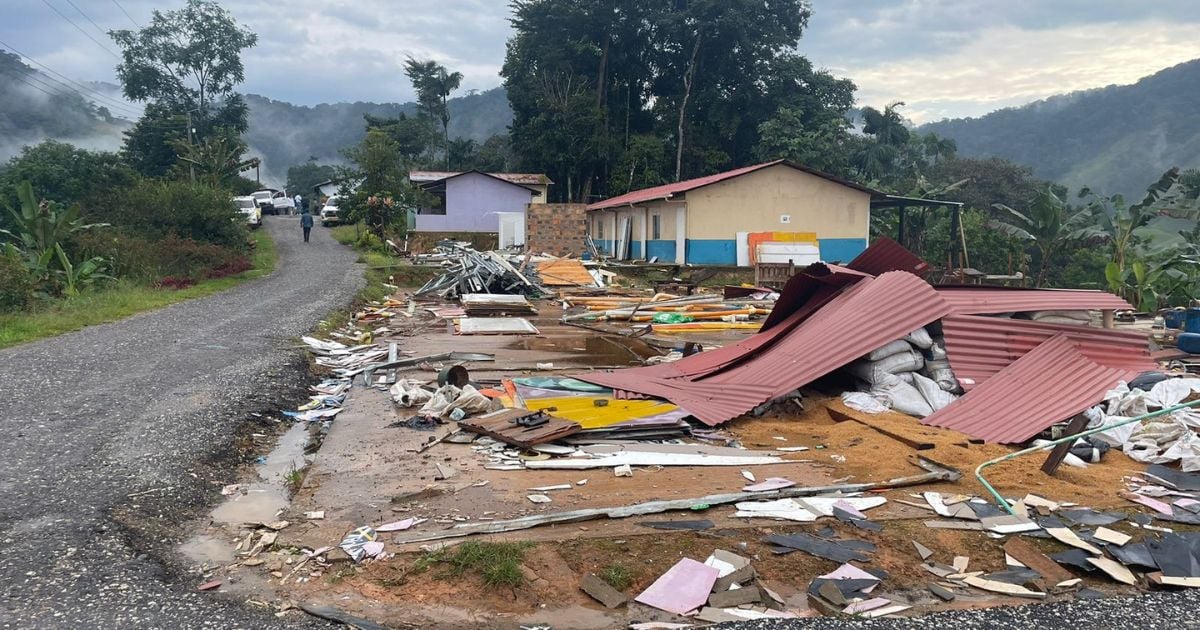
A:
847;237;931;277
587;160;878;211
936;286;1132;315
922;335;1141;444
583;272;950;425
759;263;870;331
942;315;1154;390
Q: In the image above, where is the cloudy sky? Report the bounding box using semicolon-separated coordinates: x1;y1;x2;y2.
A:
3;0;1199;124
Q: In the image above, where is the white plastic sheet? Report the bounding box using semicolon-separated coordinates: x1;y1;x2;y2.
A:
1088;379;1200;471
841;392;889;414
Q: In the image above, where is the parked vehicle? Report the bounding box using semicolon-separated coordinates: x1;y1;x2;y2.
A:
250;189;296;215
320;196;341;226
235;196;262;229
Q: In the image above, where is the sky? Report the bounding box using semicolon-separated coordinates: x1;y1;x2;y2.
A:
3;0;1200;124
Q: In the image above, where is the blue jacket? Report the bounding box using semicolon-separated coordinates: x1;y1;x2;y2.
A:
301;213;314;228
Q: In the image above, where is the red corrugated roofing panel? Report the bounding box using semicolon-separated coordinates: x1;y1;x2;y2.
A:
759;263;870;331
847;237;931;277
936;286;1132;315
587;160;878;210
582;272;950;425
942;315;1153;391
588;161;784;211
922;335;1140;444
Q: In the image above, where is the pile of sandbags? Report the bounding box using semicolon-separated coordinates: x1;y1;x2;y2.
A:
842;327;960;418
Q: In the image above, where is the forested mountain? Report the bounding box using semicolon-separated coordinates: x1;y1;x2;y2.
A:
0;51;130;160
919;59;1200;199
242;88;511;183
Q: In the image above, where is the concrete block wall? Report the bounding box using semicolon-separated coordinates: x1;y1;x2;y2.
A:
526;203;587;256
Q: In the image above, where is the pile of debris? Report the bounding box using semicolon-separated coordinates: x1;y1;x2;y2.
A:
414;242;549;299
562;293;776;336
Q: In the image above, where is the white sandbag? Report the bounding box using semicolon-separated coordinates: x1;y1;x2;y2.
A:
904;327;934;349
418;384;461;417
442;384;492;419
390;379;432;407
846;350;924;385
928;342;948;361
1028;310;1092;322
841;392;888;414
911;372;958;413
1084;406;1138;447
870;374;934;418
866;339;913;361
1103;381;1148;418
1146;378;1200;408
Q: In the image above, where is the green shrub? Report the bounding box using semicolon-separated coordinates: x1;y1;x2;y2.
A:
89;179;247;250
0;251;33;311
355;230;385;252
72;230;248;283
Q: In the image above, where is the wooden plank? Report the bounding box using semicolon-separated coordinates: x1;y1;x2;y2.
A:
459;408;581;449
828;406;934;450
1003;538;1074;584
1041;414;1089;475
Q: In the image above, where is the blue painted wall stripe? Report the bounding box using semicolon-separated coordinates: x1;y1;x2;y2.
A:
685;239;737;265
818;238;868;263
646;240;676;261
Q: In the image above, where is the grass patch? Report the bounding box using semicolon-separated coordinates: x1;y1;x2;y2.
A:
598;563;633;591
418;541;534;588
0;230;277;349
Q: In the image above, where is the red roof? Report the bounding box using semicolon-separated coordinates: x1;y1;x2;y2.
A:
586;160;877;211
936;286;1132;315
922;335;1141;444
580;272;948;425
847;237;931;277
941;315;1153;391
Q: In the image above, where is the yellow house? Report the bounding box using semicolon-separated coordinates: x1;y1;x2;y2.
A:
586;160;877;265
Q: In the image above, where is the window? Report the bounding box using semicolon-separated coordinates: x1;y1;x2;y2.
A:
597;218;604;239
651;214;661;240
418;191;447;215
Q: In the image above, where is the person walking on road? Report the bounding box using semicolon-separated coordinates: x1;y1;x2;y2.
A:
301;209;314;243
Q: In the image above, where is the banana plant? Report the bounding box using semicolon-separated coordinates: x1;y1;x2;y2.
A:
0;180;107;283
1105;259;1188;311
54;243;111;298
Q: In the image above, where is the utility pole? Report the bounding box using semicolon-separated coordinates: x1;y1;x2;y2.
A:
186;110;195;183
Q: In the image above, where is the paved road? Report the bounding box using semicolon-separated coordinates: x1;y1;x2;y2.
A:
726;589;1200;629
0;217;361;628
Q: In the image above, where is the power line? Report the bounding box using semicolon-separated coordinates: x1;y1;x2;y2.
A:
0;39;143;117
40;0;121;60
64;0;112;41
110;0;140;28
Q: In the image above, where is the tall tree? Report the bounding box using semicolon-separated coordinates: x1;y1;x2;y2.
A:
404;58;464;169
109;0;257;177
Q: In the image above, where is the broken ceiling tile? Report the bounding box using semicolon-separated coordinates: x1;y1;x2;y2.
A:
634;558;720;615
1094;527;1132;546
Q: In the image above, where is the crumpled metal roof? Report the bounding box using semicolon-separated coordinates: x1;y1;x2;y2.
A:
582;272;950;425
846;237;931;277
936;286;1133;315
922;335;1141;444
941;315;1154;391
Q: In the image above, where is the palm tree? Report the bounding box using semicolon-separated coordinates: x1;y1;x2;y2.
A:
922;133;957;165
861;102;910;147
991;188;1093;287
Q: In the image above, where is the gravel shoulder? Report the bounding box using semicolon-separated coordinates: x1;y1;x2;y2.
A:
0;217;361;628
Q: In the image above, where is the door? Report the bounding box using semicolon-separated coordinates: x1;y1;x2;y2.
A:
497;212;525;249
675;206;687;264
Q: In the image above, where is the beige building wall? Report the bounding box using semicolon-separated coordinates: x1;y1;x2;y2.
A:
684;164;870;240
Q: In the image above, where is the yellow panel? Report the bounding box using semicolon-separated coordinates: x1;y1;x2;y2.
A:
522;395;681;429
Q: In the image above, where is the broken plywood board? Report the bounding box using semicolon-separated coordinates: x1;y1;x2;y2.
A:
963;576;1046;599
456;317;539;335
458;408;581;449
1003;538;1074;584
1087;557;1137;585
1094;527;1132;546
635;558;719;615
536;259;598;286
1045;527;1103;555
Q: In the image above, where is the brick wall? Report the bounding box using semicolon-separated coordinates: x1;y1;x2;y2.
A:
526;203;587;256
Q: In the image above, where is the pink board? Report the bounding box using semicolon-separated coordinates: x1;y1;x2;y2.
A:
634;558;720;615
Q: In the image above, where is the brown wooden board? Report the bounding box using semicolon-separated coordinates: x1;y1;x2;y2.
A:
459;408;581;448
1041;414;1089;475
1003;538;1075;585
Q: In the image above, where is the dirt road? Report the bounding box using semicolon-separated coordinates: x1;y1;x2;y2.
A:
0;217;360;627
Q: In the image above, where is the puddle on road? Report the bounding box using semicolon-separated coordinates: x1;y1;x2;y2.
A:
210;422;310;524
181;422;310;566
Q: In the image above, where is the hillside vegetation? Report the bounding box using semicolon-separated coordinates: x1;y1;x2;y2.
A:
920;60;1200;199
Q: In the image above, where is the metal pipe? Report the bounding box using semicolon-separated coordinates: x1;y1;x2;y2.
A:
976;397;1200;514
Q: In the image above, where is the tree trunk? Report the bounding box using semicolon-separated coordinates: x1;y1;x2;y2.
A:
675;30;702;182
